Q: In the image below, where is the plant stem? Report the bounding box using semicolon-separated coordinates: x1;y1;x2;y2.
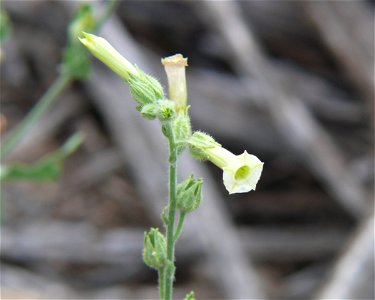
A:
164;121;177;300
0;74;72;160
158;268;165;300
173;212;186;242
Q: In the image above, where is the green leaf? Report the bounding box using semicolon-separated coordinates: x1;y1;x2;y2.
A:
62;4;95;79
0;10;11;41
0;132;84;182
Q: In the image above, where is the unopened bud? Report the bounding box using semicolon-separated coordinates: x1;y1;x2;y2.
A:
177;175;203;213
79;32;138;80
143;228;167;270
140;103;159;120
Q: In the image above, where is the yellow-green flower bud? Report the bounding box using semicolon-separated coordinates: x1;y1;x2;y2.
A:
79;32;138;80
143;228;167;270
189;132;263;194
177;175;203;213
161;54;188;112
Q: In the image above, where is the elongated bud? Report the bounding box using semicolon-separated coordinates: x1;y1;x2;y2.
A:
177;175;203;213
143;228;167;270
79;32;138;80
162;54;188;112
79;33;165;106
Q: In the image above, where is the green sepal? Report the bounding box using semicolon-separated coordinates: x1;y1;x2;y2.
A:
188;131;220;160
0;132;84;182
176;175;203;213
143;228;167;270
173;108;192;155
128;66;164;106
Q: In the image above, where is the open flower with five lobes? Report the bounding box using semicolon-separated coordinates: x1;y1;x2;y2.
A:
189;132;263;194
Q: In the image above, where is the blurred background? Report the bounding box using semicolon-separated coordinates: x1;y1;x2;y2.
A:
1;1;374;299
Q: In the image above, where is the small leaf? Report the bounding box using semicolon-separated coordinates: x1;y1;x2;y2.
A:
0;132;84;182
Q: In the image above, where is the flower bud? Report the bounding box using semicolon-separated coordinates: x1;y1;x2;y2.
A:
161;54;188;112
79;32;138;80
177;175;203;213
140;103;159;120
143;228;167;270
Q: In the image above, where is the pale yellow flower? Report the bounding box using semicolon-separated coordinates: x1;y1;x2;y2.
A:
189;132;263;194
79;32;138;80
161;54;188;112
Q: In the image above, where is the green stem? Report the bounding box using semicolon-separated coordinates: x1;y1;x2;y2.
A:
164;121;177;300
173;212;186;242
158;268;165;300
0;74;72;160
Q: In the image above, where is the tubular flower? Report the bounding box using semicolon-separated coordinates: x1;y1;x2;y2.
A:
161;54;188;112
189;132;263;194
79;32;138;80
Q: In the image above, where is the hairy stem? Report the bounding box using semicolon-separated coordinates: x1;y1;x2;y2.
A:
164;121;177;300
158;268;165;300
0;74;72;160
